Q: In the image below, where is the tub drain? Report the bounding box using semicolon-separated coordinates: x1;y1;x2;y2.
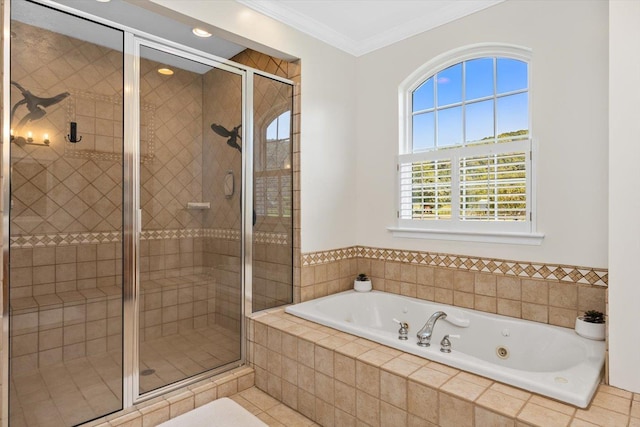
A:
496;346;509;359
141;369;156;376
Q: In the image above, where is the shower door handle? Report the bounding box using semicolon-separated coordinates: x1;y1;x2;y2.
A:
137;208;142;234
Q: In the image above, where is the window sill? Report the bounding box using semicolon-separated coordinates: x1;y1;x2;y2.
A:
387;227;545;245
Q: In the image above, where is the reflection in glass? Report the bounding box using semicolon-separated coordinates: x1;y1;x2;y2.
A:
437;106;462;147
253;75;294;312
413;112;435;152
497;93;529;136
437;64;462;106
465;58;494;100
497;58;528;94
9;2;124;425
413;77;434;111
465;100;494;143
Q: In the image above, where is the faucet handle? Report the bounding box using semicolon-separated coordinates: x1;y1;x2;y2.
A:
440;334;460;353
393;318;409;340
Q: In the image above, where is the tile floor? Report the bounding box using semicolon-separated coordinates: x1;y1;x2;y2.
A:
140;324;240;393
10;324;240;427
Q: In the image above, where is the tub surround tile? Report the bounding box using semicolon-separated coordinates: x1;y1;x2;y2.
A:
440;374;489;402
574;405;630;426
476;387;527;417
518;402;572;427
439;393;474;427
251;311;632;427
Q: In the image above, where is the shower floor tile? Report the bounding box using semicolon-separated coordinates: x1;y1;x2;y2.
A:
10;324;240;427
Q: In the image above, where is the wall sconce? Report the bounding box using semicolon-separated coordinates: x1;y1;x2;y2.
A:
10;129;51;146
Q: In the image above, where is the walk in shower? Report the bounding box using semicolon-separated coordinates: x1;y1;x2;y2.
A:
3;1;294;425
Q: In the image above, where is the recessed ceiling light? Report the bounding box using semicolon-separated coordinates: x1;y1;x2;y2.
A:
96;0;111;3
192;28;212;38
158;68;174;76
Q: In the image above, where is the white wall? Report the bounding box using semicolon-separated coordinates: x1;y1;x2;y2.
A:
608;0;640;394
149;0;359;253
355;0;609;268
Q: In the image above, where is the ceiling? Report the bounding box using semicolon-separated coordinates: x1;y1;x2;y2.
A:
235;0;505;57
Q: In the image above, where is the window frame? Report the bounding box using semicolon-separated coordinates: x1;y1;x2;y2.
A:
390;43;543;245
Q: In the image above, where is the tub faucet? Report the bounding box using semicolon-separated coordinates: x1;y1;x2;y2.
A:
416;311;447;347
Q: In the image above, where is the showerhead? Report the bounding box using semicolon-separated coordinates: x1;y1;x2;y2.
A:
211;123;242;153
10;81;70;132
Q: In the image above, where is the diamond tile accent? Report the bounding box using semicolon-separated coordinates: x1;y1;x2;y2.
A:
301;246;608;286
10;228;288;248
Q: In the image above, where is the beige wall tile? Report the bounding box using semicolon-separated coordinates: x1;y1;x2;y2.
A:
549;283;578;309
439;393;474;427
476;388;526;417
385;262;402;281
497;276;521;300
381;401;407;426
400;264;417;283
454;291;474;309
315;372;334;404
409;366;453;389
475;274;497;296
522;302;548;323
408;380;438;422
518;403;571;427
416;266;434;286
475;295;497;313
434;288;454;305
453;271;474;293
335;381;356;415
380;370;407;410
549;306;578;328
497;299;522;318
434;268;453;289
335;408;356;427
335;353;356;386
440;375;489;402
475;407;515;427
521;280;549;304
356;390;380;427
578;286;606;313
356;361;380;397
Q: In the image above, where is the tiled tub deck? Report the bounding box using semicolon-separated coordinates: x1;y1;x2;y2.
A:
250;308;640;427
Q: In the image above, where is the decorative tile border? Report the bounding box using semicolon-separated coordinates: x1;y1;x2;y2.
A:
302;245;608;287
10;228;289;248
64;89;156;164
10;231;121;247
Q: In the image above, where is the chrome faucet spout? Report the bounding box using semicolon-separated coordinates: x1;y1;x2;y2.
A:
416;311;447;347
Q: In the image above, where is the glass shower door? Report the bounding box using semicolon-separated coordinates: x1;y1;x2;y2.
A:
8;1;124;425
137;45;243;393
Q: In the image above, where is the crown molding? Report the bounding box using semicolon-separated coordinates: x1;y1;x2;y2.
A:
235;0;505;57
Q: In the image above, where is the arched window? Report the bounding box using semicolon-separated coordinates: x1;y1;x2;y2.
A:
393;44;541;243
255;110;292;218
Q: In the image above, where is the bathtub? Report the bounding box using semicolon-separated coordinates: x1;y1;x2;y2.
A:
285;290;605;408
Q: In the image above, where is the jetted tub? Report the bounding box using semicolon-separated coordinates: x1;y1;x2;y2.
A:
285;290;605;408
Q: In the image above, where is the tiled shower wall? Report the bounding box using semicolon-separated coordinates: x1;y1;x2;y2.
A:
8;21;127;369
7;22;245;366
299;246;607;329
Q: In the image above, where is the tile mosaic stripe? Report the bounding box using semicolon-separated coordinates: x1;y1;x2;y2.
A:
10;228;289;247
302;245;608;287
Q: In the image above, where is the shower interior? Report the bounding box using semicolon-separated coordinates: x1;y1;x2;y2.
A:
6;1;294;426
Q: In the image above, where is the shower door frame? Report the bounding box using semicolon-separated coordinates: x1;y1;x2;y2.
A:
1;0;295;422
124;35;251;405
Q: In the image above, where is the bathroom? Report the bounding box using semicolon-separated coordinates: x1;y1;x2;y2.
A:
1;0;639;426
